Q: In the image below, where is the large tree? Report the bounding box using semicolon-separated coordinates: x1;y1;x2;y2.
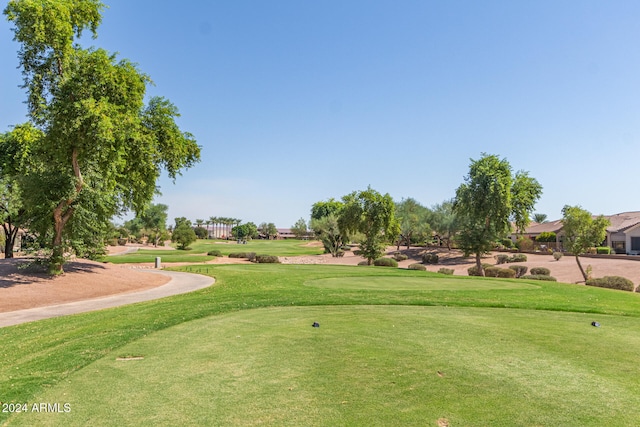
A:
430;199;459;250
4;0;200;272
453;154;542;276
140;203;168;247
561;205;610;281
339;187;400;265
0;124;41;257
395;197;431;250
290;217;308;239
310;199;347;256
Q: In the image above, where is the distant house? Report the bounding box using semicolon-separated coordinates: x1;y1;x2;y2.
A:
515;211;640;255
276;228;296;239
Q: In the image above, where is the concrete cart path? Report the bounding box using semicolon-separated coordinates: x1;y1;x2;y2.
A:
0;270;214;328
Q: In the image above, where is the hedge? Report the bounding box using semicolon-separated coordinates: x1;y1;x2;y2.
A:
467;264;493;276
373;257;398;267
508;265;528;278
437;268;454;275
207;250;222;257
586;276;634;292
255;254;280;264
529;267;550;276
408;263;426;271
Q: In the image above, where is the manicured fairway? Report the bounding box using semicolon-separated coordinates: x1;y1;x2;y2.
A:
3;264;640;426
305;275;540;290
10;306;640;426
106;239;323;264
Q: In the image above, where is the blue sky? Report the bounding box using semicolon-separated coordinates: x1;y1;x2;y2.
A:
2;1;640;227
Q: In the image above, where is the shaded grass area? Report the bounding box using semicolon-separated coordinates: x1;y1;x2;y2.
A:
13;306;640;426
2;264;640;425
105;239;323;264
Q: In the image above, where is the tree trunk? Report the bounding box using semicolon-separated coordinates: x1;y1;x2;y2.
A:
476;252;484;276
2;222;19;259
574;255;588;282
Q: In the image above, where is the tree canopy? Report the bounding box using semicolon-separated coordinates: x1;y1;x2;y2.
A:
339;187;399;264
561;205;610;281
4;0;200;272
395;197;431;249
453;154;542;276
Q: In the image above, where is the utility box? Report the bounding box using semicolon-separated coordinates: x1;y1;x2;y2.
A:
155;257;161;269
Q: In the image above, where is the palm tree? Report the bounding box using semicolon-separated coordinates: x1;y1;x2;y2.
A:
532;213;548;224
209;216;218;239
205;219;212;239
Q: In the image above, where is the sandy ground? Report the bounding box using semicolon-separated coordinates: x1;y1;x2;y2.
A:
0;258;169;313
1;244;639;313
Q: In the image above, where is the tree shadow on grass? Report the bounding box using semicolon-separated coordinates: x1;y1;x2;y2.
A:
0;258;107;289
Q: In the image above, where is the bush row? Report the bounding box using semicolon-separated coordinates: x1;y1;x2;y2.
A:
586;276;635;291
495;253;528;264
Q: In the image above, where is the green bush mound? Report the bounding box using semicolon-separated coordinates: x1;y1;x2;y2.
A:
508;265;528;278
586;276;634;292
254;254;280;264
495;254;510;264
530;267;550;276
207;250;222;257
484;267;516;278
467;264;493;276
553;252;563;261
422;253;439;264
521;275;557;281
393;252;409;261
596;247;611;255
437;267;454;275
509;254;527;263
357;261;370;266
373;257;399;267
228;252;256;261
408;263;426;271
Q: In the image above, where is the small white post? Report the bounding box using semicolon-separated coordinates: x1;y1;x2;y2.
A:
155;256;161;269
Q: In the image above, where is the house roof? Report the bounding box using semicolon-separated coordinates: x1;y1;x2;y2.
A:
604;211;640;232
522;211;640;235
523;220;564;234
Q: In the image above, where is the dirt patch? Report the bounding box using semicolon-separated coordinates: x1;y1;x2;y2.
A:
0;258;169;313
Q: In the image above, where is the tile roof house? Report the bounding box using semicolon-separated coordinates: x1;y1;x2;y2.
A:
517;211;640;255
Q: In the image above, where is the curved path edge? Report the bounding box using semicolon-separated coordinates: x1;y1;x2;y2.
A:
0;270;214;328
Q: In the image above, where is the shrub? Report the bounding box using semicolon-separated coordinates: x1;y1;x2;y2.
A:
340;246;351;251
495;254;510;264
353;250;362;256
586;276;634;292
228;252;256;261
335;250;345;258
228;252;247;258
357;261;370;266
255;254;280;264
536;232;557;242
553;251;563;261
530;267;550;276
509;254;527;263
596;247;611;255
501;238;514;248
520;275;557;281
422;253;439;264
207;250;222;257
485;267;516;278
373;257;398;267
516;236;534;251
393;252;409;261
437;267;454;275
508;265;528;278
467;264;493;276
497;268;517;278
408;263;426;271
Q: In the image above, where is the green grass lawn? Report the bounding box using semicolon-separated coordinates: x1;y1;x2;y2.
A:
105;239;323;264
3;264;640;425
